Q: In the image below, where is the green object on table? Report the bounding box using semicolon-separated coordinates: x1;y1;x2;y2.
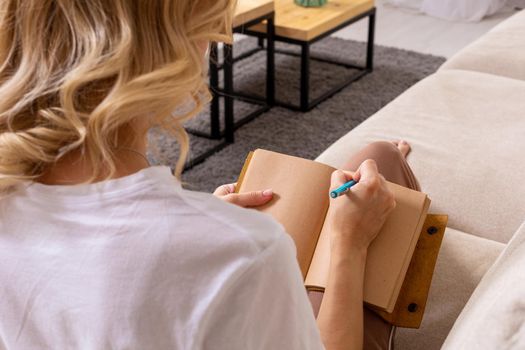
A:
295;0;327;7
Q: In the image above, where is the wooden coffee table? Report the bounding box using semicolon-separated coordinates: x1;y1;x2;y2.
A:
233;0;274;28
247;0;376;111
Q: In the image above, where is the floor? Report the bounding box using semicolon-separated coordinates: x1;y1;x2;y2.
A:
331;0;519;58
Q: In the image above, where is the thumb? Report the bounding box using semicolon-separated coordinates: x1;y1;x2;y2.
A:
225;189;273;208
213;183;236;196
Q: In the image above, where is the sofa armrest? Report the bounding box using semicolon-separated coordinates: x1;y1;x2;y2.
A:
442;221;525;349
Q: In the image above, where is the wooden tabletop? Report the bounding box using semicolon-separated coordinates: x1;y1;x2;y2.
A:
249;0;375;41
234;0;275;28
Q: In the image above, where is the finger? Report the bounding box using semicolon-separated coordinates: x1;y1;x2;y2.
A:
342;170;356;179
353;166;362;182
213;183;236;196
330;170;354;188
225;189;273;208
330;170;346;188
357;159;379;182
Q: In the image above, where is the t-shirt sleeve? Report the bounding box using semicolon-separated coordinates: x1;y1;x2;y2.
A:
199;234;324;350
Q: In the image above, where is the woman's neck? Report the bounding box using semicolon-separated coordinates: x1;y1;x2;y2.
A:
37;124;150;186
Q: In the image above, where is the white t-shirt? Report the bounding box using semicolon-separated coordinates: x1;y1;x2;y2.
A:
0;166;323;350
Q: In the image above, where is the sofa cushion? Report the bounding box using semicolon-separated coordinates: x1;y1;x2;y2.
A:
440;10;525;81
395;228;505;350
316;70;525;243
442;220;525;349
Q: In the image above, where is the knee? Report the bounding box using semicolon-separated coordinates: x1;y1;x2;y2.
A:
342;141;405;173
361;141;402;163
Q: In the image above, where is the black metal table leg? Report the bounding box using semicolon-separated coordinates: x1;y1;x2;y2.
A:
258;37;265;49
367;9;376;71
183;12;276;172
209;43;221;139
267;15;276;106
223;43;235;143
300;42;310;112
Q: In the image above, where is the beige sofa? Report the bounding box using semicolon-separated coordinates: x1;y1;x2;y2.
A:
316;9;525;349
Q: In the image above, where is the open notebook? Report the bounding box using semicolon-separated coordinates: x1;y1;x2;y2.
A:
236;149;431;313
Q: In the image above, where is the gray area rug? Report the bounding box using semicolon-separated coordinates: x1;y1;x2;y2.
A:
148;37;445;193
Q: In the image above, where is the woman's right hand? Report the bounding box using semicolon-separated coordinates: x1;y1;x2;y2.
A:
326;159;396;256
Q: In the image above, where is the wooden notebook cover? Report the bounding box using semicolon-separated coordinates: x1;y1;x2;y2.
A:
238;149;434;312
371;214;448;328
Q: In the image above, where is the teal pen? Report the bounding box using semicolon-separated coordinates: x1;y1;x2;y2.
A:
330;180;357;198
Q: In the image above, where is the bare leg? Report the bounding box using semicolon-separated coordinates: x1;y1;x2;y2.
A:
342;141;420;191
309;141;421;350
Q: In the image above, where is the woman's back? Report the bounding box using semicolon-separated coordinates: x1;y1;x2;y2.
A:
0;1;399;348
0;166;322;349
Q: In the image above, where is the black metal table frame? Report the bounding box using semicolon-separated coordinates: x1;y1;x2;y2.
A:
242;7;376;112
184;12;275;171
186;13;275;142
184;12;275;170
183;7;375;170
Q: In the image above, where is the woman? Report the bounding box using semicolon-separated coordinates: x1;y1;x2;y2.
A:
0;1;419;349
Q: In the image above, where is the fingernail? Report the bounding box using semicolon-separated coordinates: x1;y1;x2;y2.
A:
262;189;273;197
400;140;407;144
228;184;236;193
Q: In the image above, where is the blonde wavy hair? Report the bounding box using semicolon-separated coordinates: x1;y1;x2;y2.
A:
0;0;235;191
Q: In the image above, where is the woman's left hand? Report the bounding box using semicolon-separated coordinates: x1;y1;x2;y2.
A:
213;183;273;208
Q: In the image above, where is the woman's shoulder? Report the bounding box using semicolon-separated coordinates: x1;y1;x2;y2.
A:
112;166;292;258
1;165;293;267
165;185;290;255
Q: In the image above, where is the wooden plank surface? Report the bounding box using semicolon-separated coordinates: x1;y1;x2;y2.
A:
250;0;374;41
234;0;275;28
